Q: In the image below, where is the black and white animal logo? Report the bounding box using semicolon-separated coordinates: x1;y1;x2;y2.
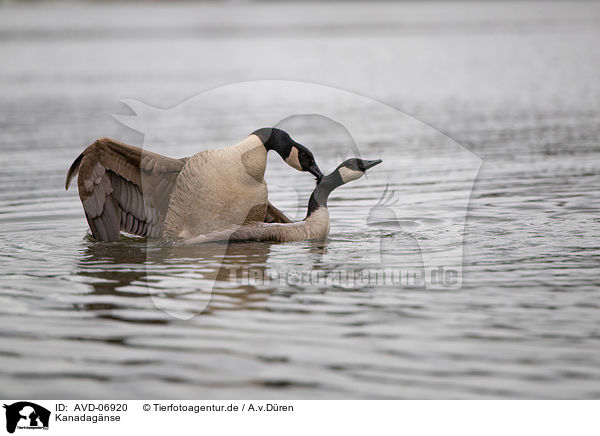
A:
3;402;50;434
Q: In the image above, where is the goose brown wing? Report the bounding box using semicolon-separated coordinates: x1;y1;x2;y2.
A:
65;137;186;241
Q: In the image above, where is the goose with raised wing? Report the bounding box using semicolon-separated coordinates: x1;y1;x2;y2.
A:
65;128;323;241
185;157;382;244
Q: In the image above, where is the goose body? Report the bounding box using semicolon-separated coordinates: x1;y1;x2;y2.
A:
66;129;322;242
163;134;269;238
184;158;382;244
185;207;331;244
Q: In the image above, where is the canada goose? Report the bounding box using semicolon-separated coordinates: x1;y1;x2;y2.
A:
185;158;382;244
65;128;323;242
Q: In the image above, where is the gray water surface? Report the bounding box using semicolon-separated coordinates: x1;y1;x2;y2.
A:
1;1;599;399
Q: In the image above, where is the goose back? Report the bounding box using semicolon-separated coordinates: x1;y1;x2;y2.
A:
184;207;330;244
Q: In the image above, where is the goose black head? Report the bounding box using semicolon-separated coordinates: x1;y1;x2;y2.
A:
252;128;323;181
330;158;383;185
307;157;382;216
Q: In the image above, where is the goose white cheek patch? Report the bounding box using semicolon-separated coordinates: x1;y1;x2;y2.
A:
285;147;302;171
339;167;364;183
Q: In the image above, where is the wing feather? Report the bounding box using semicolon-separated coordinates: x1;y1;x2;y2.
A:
66;137;185;241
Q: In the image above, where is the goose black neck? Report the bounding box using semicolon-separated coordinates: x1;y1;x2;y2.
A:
252;128;293;158
306;172;344;217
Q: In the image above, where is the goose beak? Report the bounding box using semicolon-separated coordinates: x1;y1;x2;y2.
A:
308;163;324;182
363;159;383;170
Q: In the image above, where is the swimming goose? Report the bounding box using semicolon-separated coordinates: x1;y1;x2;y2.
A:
185;158;382;244
65;128;323;242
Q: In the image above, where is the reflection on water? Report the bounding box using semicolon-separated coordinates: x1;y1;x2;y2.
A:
1;1;600;399
79;241;148;293
77;240;283;317
76;238;333;323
